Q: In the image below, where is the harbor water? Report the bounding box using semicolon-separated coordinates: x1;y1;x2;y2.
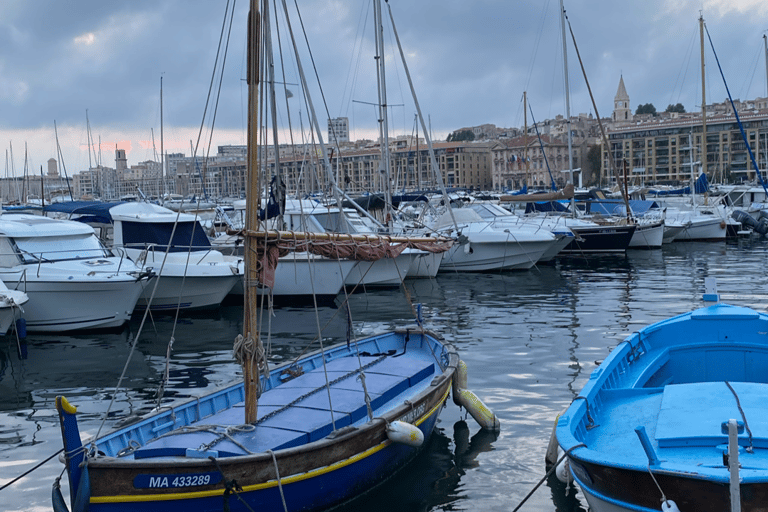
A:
2;239;768;511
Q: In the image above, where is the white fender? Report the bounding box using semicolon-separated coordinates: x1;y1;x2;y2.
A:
452;359;500;432
661;500;680;512
387;420;424;447
555;449;573;484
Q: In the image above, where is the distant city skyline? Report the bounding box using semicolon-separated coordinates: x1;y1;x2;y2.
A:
2;0;767;175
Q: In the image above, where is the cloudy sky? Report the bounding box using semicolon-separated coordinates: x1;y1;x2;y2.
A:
1;0;767;177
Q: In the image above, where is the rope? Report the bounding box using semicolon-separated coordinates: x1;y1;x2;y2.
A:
646;463;670;507
357;371;374;421
267;450;289;512
725;381;754;452
233;333;270;399
511;443;585;512
0;448;63;492
572;396;598;429
207;456;256;512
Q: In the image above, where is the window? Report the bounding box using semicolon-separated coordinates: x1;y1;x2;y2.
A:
14;234;110;263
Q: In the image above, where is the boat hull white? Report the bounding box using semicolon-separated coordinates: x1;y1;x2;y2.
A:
138;274;240;310
628;220;664;248
126;248;239;310
230;256;356;298
0;288;27;335
439;238;551;272
1;273;143;332
345;254;411;287
406;250;442;278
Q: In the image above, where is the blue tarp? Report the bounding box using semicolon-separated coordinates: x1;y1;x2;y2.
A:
648;173;709;196
524;201;571;214
586;199;660;216
43;201;126;224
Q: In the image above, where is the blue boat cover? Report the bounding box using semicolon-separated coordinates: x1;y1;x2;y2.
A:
43;201;126;224
525;201;570;214
586;199;661;216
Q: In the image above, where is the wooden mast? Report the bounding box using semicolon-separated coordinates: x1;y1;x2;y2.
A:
243;0;262;424
699;14;708;185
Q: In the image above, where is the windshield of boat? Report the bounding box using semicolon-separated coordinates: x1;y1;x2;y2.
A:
469;203;513;219
13;233;111;263
120;220;212;252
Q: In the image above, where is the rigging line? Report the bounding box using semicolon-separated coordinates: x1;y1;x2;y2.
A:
523;0;553;94
203;0;238;164
192;0;233;161
382;11;408;138
0;447;64;492
704;21;768;195
528;101;557;190
740;41;763;101
340;1;371;118
669;23;698;109
271;0;298;171
291;0;346;166
97;207;187;438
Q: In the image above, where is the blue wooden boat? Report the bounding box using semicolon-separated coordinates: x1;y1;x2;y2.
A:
556;294;768;511
55;328;497;512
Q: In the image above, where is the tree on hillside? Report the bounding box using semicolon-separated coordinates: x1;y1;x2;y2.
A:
635;103;657;116
665;103;686;113
446;129;475;142
586;145;602;186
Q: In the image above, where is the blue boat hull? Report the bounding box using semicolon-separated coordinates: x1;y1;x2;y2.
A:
86;411;442;512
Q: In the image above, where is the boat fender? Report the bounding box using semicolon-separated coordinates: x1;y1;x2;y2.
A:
52;477;70;512
555;451;574;485
544;411;567;470
452;360;500;432
757;218;768;235
15;318;26;338
661;500;680;512
387;420;424;447
72;462;91;512
463;242;471;254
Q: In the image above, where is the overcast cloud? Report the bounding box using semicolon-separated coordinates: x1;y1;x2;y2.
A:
0;0;767;175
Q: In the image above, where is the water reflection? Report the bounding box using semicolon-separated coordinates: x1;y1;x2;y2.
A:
6;241;768;511
339;420;499;512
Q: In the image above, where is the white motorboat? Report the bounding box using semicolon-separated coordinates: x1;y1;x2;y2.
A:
467;202;574;261
431;209;557;271
49;202;240;310
665;207;727;241
0;213;147;332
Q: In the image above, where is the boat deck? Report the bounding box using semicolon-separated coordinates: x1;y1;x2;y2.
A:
584;381;768;478
130;353;437;459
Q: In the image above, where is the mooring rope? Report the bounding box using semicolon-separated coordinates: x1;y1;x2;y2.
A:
511;443;585;512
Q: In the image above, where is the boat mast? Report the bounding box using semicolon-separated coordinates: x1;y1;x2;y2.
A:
160;75;165;202
243;0;262;424
699;14;708;187
374;0;393;230
524;91;529;188
559;0;575;214
764;34;768;98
